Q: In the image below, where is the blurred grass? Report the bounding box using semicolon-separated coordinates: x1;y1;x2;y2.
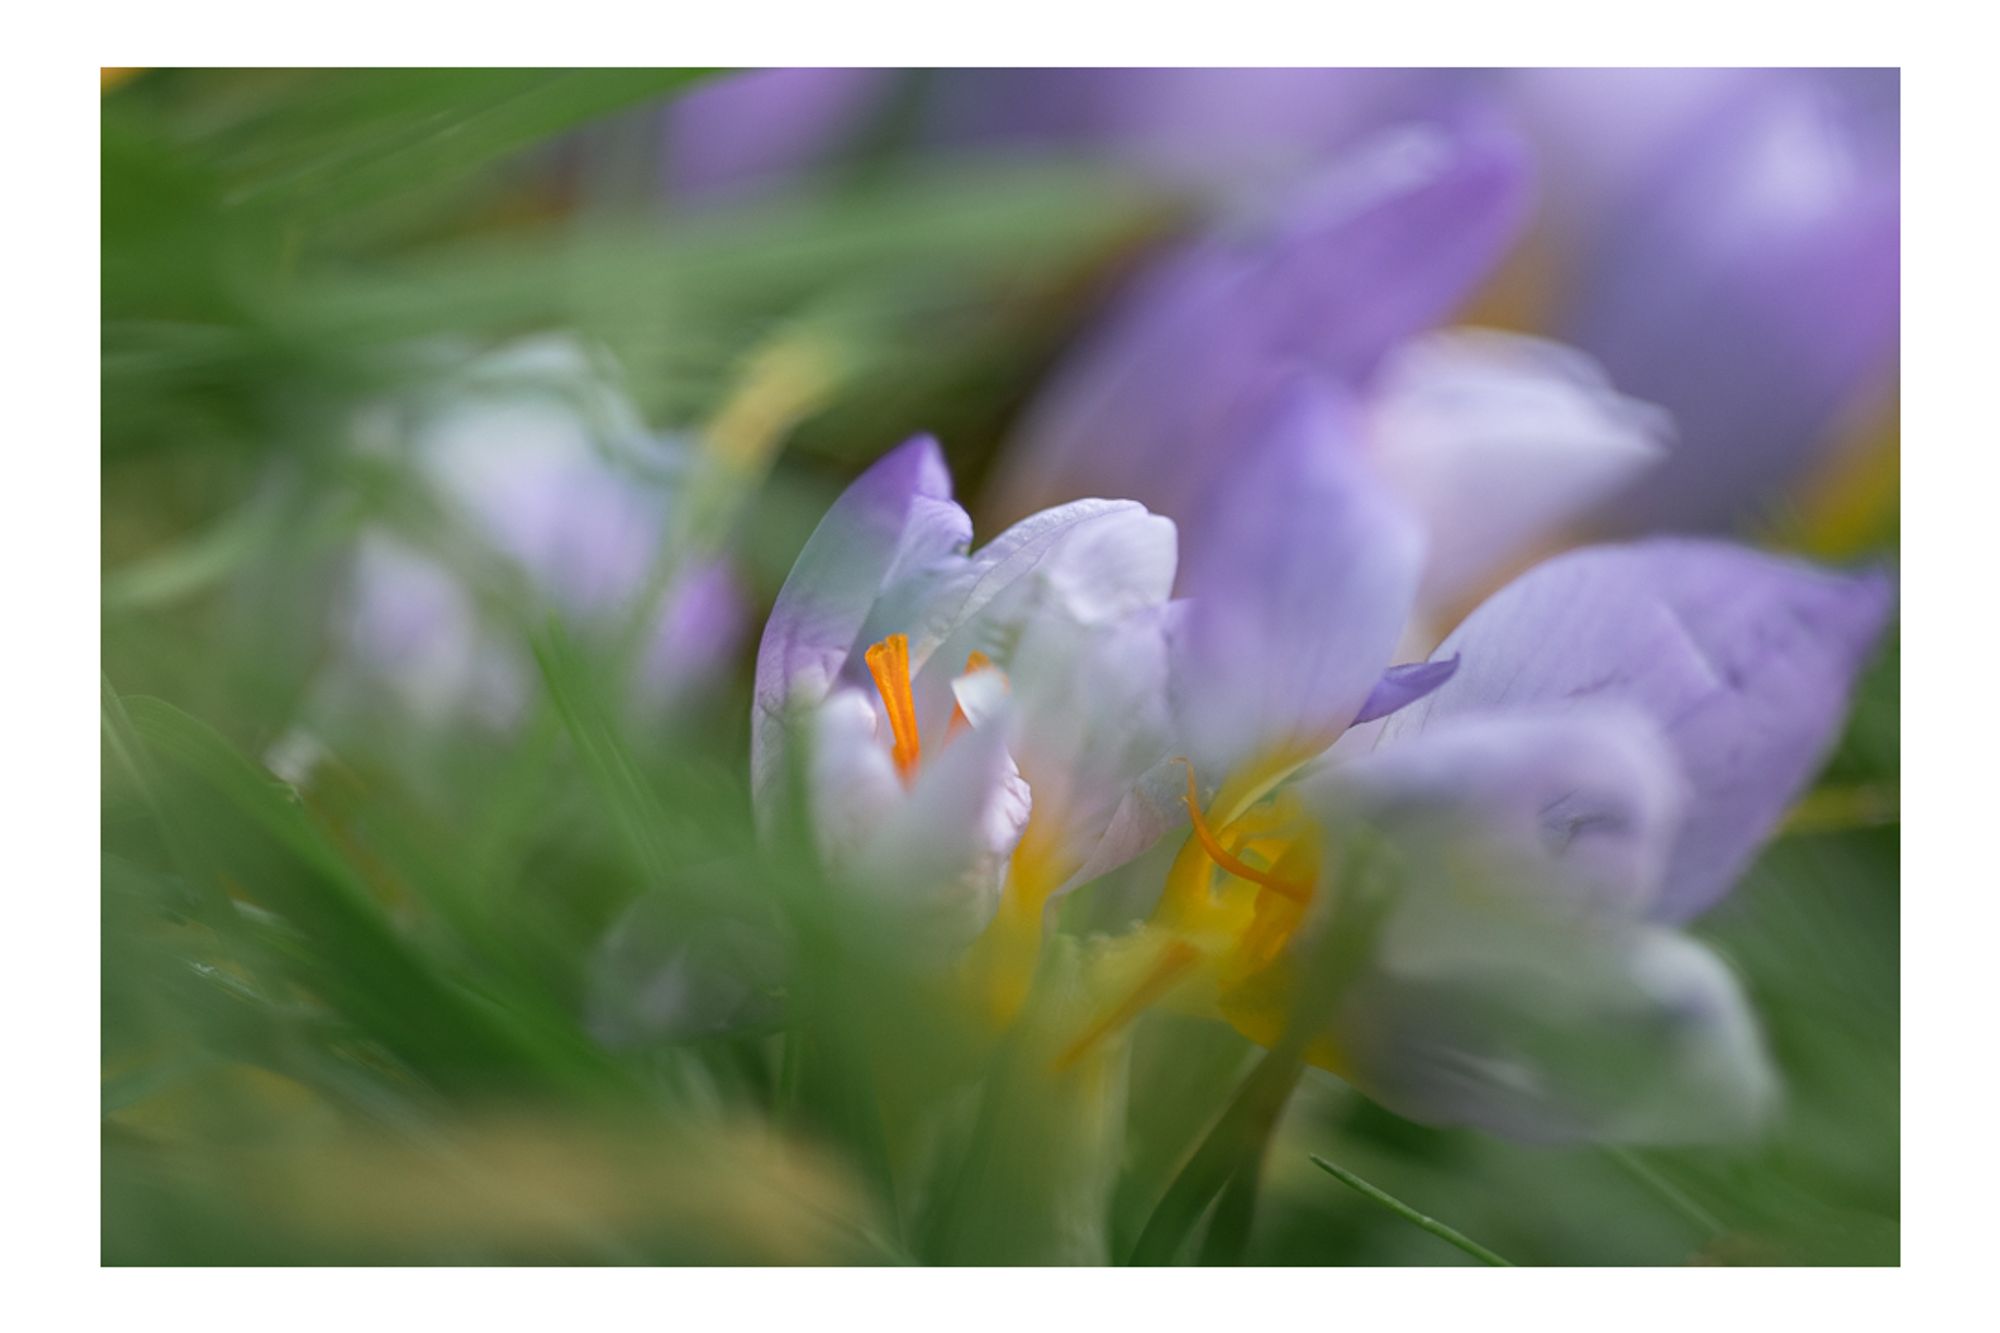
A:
100;69;1898;1265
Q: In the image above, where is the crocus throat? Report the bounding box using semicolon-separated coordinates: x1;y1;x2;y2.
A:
865;633;996;783
1178;759;1311;903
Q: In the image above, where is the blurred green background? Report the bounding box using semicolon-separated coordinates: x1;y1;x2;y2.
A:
101;69;1897;1265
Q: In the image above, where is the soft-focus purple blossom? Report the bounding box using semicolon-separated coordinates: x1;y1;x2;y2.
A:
992;121;1533;550
1144;389;1890;1140
752;436;1182;950
1364;330;1668;618
1340;539;1896;921
924;67;1475;189
1170;379;1423;776
992;119;1681;633
663;68;886;201
1529;69;1900;530
1279;538;1889;1138
334;337;745;726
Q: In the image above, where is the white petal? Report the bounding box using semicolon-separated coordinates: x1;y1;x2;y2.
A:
1367;329;1669;614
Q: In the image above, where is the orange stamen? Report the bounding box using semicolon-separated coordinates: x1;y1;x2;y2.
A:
946;650;995;738
1178;760;1311;903
865;633;922;780
1052;938;1201;1072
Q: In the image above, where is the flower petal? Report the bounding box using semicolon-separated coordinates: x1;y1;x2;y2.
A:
1173;379;1423;775
665;68;886;200
1565;78;1900;530
851;703;1032;952
1306;705;1686;916
1007;602;1180;891
752;436;969;803
1365;329;1670;613
994;121;1532;535
1332;907;1776;1144
1351;656;1460;727
1348;539;1894;919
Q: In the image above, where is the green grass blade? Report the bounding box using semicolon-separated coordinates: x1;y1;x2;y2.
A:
1309;1155;1515;1267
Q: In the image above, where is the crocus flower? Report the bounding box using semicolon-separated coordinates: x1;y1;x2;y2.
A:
662;68;887;202
923;67;1472;190
991;120;1669;633
1073;381;1892;1143
1521;68;1900;532
334;337;745;727
751;435;1184;988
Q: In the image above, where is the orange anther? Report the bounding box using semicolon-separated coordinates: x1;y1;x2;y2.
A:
865;633;922;781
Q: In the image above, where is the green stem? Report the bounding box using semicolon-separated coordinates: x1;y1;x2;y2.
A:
1308;1154;1514;1267
1605;1146;1725;1239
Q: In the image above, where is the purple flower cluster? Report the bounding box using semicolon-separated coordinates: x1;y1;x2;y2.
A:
728;68;1898;1144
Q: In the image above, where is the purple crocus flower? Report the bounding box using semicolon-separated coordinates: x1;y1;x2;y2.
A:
924;67;1473;190
992;120;1670;632
1120;381;1893;1143
992;121;1531;528
1523;68;1900;531
663;68;887;202
334;337;745;727
752;435;1184;964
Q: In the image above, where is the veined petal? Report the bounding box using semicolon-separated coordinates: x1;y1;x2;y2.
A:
1305;705;1687;916
1348;539;1895;919
1366;330;1670;612
752;436;970;803
1174;380;1423;776
1331;905;1776;1144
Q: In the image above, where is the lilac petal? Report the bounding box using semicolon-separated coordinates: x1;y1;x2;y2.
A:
872;499;1176;750
1173;379;1423;775
1365;330;1670;612
1564;77;1900;531
665;68;886;200
1351;539;1894;920
637;560;747;707
1306;705;1686;917
860;497;1167;680
1247;121;1531;381
926;68;1470;189
1332;915;1776;1144
751;436;969;802
1506;68;1759;249
412;337;666;615
1351;656;1460;727
341;535;526;727
993;121;1532;535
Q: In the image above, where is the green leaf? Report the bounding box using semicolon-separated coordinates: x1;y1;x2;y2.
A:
117;691;630;1100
